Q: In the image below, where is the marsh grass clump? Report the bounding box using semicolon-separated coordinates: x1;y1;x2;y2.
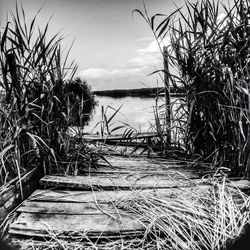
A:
0;4;96;185
65;77;96;127
150;90;188;154
114;178;250;250
136;0;250;176
50;136;100;176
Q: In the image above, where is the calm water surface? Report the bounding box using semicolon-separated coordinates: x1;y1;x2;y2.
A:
84;96;158;134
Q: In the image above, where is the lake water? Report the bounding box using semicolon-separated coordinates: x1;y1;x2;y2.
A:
84;96;160;134
69;95;186;146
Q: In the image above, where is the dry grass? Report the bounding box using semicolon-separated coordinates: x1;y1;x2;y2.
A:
114;178;250;250
10;238;151;250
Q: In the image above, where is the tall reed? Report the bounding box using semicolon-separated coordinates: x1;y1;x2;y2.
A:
0;4;96;185
136;0;250;176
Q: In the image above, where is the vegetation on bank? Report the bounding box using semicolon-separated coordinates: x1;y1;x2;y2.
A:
93;86;185;98
0;4;96;186
136;0;250;177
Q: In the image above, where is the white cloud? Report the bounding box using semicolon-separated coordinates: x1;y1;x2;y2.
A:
79;37;169;90
80;67;143;80
131;54;161;67
136;37;154;42
136;40;160;54
130;38;169;69
136;37;170;55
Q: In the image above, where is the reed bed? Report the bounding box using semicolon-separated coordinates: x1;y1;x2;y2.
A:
135;0;250;176
0;4;97;186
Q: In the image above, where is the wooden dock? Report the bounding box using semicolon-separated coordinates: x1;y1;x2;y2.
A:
4;143;250;248
82;131;166;143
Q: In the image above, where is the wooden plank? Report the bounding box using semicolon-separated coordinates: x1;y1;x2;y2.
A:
10;237;143;250
94;140;152;147
99;155;209;168
9;213;144;238
79;170;204;178
0;167;43;224
99;155;186;167
95;155;210;175
91;143;188;159
39;174;200;190
83;132;164;142
29;189;140;203
31;176;250;203
17;201;126;215
0;167;40;206
228;179;250;191
29;187;206;203
82;155;208;176
89;143;161;158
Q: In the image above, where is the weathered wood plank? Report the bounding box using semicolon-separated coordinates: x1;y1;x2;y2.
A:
87;155;211;177
9;213;144;238
0;167;40;206
83;132;163;142
9;227;143;240
10;237;141;250
97;155;210;171
79;170;207;179
91;143;190;160
17;201;126;215
83;157;208;177
29;189;140;203
80;169;191;175
31;176;250;203
39;174;200;190
29;187;206;203
0;167;43;224
99;155;185;168
89;143;161;157
228;179;250;191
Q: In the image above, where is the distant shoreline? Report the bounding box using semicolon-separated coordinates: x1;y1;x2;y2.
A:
93;87;185;98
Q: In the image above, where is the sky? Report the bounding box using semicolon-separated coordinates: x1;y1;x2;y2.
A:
0;0;223;90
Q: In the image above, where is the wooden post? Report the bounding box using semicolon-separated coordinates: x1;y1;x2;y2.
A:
163;46;171;147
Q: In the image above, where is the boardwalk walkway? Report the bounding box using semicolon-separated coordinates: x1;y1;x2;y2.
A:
6;141;250;249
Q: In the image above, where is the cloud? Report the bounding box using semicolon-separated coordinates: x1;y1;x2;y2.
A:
131;54;161;67
79;65;159;90
80;67;143;80
130;38;169;69
136;40;160;54
79;37;169;90
136;37;154;42
136;37;170;54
